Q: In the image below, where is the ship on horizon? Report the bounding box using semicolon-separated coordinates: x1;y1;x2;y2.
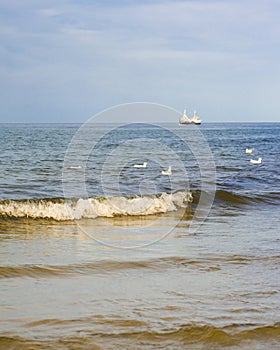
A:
179;109;202;125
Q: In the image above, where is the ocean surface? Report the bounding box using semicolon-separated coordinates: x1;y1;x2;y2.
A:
0;122;280;349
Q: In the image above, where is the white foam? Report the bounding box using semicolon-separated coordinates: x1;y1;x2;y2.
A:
0;191;192;221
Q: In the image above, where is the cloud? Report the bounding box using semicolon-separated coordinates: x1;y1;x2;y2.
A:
0;0;279;122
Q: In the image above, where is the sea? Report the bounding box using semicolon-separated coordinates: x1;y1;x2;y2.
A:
0;121;279;350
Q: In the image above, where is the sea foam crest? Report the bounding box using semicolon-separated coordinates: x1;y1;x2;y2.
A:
0;191;192;221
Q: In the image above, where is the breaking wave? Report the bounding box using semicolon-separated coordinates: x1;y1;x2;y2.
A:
0;191;192;221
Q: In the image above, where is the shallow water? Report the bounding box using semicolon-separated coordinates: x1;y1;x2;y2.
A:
0;122;280;349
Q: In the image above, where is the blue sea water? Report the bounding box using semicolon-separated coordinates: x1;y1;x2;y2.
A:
0;122;279;203
0;122;279;349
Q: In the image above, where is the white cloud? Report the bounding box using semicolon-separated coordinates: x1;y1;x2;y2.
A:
0;0;279;122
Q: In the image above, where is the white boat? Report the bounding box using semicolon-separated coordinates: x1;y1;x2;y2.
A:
179;109;202;125
179;110;191;124
191;110;202;125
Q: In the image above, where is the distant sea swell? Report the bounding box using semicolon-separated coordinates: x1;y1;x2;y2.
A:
192;188;280;206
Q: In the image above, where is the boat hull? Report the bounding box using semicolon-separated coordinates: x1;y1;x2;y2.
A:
179;120;201;125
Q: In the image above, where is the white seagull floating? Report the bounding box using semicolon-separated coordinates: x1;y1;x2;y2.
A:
161;166;172;175
67;165;83;169
250;157;262;165
245;148;254;154
133;162;148;168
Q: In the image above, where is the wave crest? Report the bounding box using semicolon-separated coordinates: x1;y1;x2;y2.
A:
0;191;192;221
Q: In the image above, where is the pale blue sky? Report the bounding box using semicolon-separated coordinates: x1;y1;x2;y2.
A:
1;0;279;122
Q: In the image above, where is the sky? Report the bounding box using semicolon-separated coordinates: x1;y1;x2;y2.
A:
0;0;280;123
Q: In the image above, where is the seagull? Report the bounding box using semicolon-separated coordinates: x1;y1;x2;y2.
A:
250;157;262;165
246;148;254;154
161;166;172;175
133;162;148;168
67;165;83;169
